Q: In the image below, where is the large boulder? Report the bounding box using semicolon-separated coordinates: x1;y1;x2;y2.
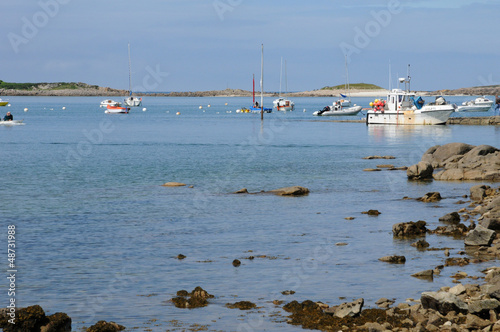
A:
464;225;496;246
421;291;468;315
407;161;433;180
324;298;364;318
421;143;474;168
470;184;491;201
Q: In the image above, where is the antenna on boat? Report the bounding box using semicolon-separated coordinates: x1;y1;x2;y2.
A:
388;59;392;91
407;64;411;92
260;43;264;121
344;54;350;101
128;42;132;96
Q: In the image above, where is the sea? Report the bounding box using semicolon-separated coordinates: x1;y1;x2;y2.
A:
0;95;499;331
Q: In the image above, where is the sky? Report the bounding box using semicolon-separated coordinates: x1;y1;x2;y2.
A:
1;0;499;92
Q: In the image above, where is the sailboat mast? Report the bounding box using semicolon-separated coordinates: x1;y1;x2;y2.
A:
128;42;132;96
260;44;264;120
345;54;350;101
253;74;255;105
279;57;283;97
285;60;287;98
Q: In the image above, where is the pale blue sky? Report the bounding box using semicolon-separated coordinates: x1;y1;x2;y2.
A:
1;0;499;92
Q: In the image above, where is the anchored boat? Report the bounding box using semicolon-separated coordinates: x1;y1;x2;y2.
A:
366;66;455;125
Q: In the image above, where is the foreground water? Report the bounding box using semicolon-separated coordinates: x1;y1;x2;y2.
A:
1;96;499;331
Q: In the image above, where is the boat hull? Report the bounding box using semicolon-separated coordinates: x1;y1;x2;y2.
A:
0;102;9;106
456;104;493;112
313;105;362;116
105;105;130;114
123;97;142;107
0;120;24;126
366;107;454;125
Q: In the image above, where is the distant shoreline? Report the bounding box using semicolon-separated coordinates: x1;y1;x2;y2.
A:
1;86;499;98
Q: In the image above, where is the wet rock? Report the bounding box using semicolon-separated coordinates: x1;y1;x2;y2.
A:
445;257;470;266
392;220;427;237
161;182;186;187
412;270;434;279
417;192;442;202
281;290;295;295
362;155;395;159
171;286;214;309
363;168;381;172
233;188;248;194
361;209;381;216
378;255;406;264
177;254;186;260
376;164;394;168
464;225;496;246
429;224;469;237
0;305;71;332
86;321;125;332
407;161;434;180
226;301;257;310
232;259;241;267
439;212;461;224
421;291;468;315
411;239;430;248
268;186;309;196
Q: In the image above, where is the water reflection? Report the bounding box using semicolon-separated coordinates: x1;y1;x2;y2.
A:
367;124;452;142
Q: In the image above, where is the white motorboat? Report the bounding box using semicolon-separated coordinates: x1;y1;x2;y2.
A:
313;101;362;116
100;99;120;108
273;97;294;112
314;56;361;116
273;58;294;111
366;66;455;125
456;96;494;112
0;120;24;126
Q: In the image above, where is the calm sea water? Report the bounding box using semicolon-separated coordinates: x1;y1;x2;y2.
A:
1;96;499;331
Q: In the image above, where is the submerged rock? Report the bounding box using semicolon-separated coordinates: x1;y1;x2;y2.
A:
162;182;187;187
268;186;309;196
417;192;442;202
378;255;406;264
171;286;214;309
392;220;427;237
87;320;125;332
226;301;257;310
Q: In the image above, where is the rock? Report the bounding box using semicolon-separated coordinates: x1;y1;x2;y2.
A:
177;254;186;260
86;321;125;332
479;217;500;231
464;313;491;330
378;255;406;264
445;257;470;266
392;220;427;237
325;298;364;318
268;186;309;196
162;182;186;187
363;155;395;159
375;298;395;309
421;143;474;168
417;192;442;202
232;259;241;267
363;168;381;172
464;225;496;246
448;284;466;296
411;239;430;248
439;212;461;224
361;209;381;216
281;290;295;295
468;299;500;318
421;291;468;315
233;188;248;194
376;164;394;168
407;161;434;180
171;286;214;309
470;185;491;201
0;305;71;332
226;301;257;310
412;269;434;279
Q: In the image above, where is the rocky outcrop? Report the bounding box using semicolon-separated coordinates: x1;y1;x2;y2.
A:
86;321;125;332
407;161;434;180
171;286;214;308
409;143;500;181
0;305;71;332
464;224;496;246
392;220;427;237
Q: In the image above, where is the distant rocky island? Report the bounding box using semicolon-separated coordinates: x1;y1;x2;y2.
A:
1;80;499;97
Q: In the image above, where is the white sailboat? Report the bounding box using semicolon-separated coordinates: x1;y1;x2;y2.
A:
123;43;142;107
273;58;294;112
313;55;362;116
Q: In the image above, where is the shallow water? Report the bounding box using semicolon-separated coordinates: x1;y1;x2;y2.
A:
1;96;499;331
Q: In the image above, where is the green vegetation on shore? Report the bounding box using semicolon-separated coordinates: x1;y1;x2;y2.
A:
0;80;99;91
320;83;383;90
